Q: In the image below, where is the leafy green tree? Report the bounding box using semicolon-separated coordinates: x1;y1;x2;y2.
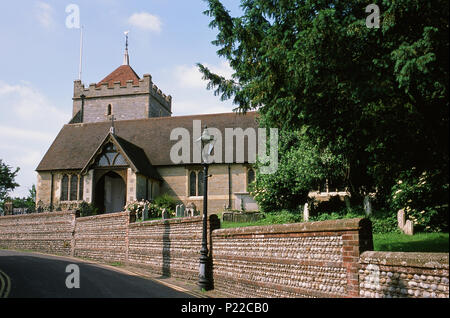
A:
250;129;346;211
11;185;36;212
199;0;449;206
0;159;19;206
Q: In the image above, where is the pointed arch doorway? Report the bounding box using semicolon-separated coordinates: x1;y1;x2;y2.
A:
95;171;126;214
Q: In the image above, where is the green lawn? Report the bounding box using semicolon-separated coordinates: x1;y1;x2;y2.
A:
222;220;449;253
222;221;265;229
373;232;449;253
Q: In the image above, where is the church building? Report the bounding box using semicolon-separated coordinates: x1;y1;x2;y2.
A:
35;41;259;214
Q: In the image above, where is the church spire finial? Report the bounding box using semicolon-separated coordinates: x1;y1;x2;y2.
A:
123;31;130;65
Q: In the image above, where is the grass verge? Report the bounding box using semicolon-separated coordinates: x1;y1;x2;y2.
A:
373;232;449;253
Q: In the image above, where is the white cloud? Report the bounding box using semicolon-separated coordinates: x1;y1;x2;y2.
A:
166;61;236;116
128;12;162;32
0;81;67;123
174;61;234;89
174;100;234;116
0;81;69;198
35;1;55;29
0;126;54;143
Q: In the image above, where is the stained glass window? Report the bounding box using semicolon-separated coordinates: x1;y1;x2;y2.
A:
96;143;127;167
113;153;127;166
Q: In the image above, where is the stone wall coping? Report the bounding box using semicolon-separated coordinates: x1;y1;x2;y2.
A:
130;216;201;227
360;251;449;269
128;215;209;228
0;210;76;220
212;217;368;237
76;211;129;222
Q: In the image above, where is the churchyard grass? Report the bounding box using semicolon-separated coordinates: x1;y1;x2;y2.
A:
373;232;449;253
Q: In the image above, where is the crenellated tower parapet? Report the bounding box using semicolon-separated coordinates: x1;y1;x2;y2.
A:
72;72;172;123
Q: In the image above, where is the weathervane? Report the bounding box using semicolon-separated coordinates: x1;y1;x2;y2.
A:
123;31;130;65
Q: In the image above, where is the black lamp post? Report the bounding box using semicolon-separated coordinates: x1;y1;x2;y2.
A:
197;125;214;290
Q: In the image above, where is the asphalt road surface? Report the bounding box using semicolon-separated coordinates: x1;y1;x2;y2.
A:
0;250;195;298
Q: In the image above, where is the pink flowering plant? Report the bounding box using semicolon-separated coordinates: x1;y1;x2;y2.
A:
124;200;153;220
125;199;176;220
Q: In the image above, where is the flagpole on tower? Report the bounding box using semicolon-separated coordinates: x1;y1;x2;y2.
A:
78;25;84;80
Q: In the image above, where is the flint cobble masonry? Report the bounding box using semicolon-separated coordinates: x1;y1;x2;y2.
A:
359;251;449;298
211;218;373;298
0;211;448;298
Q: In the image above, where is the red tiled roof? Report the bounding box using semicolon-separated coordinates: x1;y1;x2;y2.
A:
97;65;140;88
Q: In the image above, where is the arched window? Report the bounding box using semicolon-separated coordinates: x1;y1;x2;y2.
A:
247;168;255;191
189;171;197;197
107;104;112;116
96;143;127;167
197;170;204;196
60;175;69;201
70;175;78;201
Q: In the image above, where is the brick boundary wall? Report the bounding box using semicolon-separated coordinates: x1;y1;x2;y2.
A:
127;215;220;282
0;211;76;256
73;212;130;262
211;218;373;298
359;251;449;298
1;212;448;298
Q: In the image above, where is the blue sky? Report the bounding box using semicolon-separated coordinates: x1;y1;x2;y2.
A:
0;0;242;198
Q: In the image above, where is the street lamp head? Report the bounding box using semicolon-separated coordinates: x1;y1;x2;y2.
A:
194;125;215;164
201;125;214;143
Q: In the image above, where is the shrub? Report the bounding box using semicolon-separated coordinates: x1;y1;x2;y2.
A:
78;201;98;217
371;214;400;234
249;130;347;212
148;202;164;219
153;194;179;213
260;210;303;224
309;207;399;234
390;168;449;232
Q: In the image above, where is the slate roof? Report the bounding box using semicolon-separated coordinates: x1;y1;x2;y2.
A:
79;132;162;180
36;112;259;172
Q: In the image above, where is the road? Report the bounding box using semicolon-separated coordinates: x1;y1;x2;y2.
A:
0;250;195;298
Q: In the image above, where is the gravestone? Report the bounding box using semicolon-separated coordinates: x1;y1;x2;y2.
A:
162;208;169;220
176;205;181;217
363;196;372;217
303;203;309;222
186;202;196;217
4;201;13;215
344;195;351;212
397;209;405;229
143;205;149;221
397;209;414;235
403;220;414;235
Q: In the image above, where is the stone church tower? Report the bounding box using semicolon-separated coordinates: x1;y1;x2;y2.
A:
35;35;260;215
70;39;172;124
